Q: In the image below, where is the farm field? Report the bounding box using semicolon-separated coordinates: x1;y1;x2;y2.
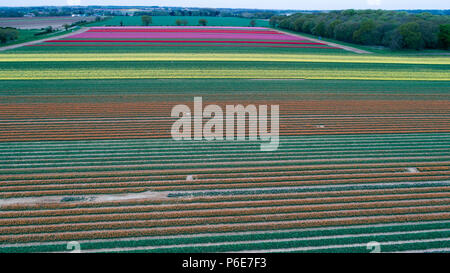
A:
86;16;270;27
0;25;449;253
0;28;77;49
0;29;41;47
0;16;97;29
1;27;448;80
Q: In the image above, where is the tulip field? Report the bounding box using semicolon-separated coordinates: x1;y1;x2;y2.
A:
0;24;449;253
32;26;340;49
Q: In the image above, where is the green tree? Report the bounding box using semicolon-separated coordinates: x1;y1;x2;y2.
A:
312;21;326;37
383;29;403;50
326;19;342;38
175;19;182;26
141;15;152;26
63;24;70;31
293;17;306;32
438;24;450;49
334;21;359;42
278;18;292;29
250;19;256;27
353;19;377;45
182;20;189;26
44;26;53;33
0;28;19;43
398;22;423;49
342;9;356;16
271;9;450;50
198;19;207;26
269;16;278;27
269;15;286;28
302;20;315;34
418;21;439;48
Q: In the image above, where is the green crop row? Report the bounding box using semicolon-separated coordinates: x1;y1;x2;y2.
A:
2;151;450;170
110;230;450;253
1;79;448;97
1;156;449;175
0;60;448;80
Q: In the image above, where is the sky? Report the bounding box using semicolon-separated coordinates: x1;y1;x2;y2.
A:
1;0;449;10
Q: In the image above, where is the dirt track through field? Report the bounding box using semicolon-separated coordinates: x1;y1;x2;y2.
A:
274;28;372;54
0;27;90;52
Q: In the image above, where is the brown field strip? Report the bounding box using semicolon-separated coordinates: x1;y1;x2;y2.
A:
1;205;450;236
1;193;449;218
2;161;449;180
1;186;449;211
1;172;450;192
2;167;449;186
0;99;448;141
1;213;449;244
1;175;450;198
0;201;448;228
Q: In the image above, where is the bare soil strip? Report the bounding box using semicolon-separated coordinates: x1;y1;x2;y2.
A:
0;190;168;207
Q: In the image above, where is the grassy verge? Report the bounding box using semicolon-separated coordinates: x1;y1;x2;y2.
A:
276;28;450;56
0;28;79;48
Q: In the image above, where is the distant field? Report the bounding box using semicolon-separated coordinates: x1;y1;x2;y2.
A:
8;26;346;54
0;16;96;29
3;26;448;81
9;43;349;54
87;15;269;27
38;26;338;49
0;24;449;253
0;29;42;47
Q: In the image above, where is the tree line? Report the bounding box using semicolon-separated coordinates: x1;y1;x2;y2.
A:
0;6;277;20
270;10;450;50
141;15;210;27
